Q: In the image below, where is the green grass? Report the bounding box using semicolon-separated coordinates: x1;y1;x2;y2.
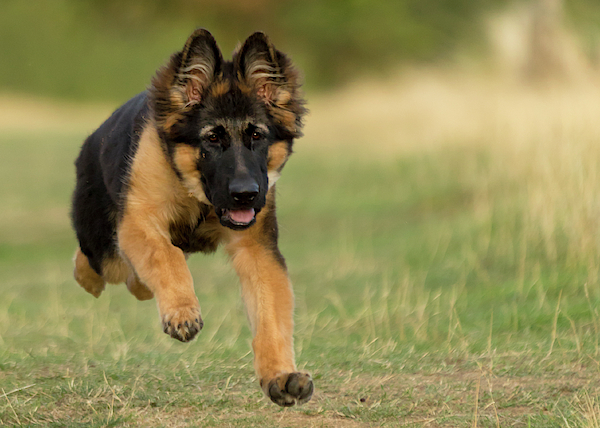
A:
1;123;599;427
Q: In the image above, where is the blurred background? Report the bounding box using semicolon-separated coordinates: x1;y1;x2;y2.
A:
3;0;600;425
2;0;600;100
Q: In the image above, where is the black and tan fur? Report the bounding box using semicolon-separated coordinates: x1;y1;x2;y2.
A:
71;29;312;406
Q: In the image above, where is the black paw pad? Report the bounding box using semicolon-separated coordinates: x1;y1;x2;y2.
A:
161;309;203;342
266;372;314;407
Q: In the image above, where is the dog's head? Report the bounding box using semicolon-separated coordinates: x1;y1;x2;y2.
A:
149;29;306;230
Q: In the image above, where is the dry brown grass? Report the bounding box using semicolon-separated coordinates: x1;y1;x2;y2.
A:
304;68;600;269
0;93;113;135
303;69;600;156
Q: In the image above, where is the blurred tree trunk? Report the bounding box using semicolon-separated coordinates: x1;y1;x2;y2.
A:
526;0;565;78
525;0;591;81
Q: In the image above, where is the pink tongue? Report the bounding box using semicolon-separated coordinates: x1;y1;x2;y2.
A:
229;208;255;224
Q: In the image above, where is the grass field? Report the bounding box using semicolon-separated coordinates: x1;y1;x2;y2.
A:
1;71;600;427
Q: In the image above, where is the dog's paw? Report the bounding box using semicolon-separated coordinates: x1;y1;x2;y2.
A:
161;306;203;342
263;372;314;407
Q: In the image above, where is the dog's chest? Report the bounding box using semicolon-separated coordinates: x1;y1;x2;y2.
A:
169;204;222;254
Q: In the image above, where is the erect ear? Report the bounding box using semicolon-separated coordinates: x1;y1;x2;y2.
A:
175;28;223;105
235;32;282;104
150;29;224;132
235;32;306;138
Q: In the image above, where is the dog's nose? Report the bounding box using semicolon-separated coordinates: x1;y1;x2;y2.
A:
229;177;259;205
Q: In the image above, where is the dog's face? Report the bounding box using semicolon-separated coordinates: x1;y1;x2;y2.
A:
172;86;273;230
149;30;305;230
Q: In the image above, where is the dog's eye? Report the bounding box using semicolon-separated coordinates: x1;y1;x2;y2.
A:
251;131;262;140
207;133;218;143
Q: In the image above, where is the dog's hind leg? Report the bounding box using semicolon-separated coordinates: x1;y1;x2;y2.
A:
73;247;106;298
126;272;154;301
100;254;154;301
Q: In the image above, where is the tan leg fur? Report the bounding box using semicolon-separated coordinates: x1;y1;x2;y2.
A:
226;190;313;406
117;125;204;342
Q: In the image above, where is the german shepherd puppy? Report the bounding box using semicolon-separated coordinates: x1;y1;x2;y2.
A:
71;29;312;406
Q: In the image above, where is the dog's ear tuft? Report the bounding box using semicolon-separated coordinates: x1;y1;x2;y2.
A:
176;29;223;105
150;29;223;132
235;32;281;104
235;32;306;139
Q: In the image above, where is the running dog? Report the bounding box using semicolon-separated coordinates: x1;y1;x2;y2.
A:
71;29;312;407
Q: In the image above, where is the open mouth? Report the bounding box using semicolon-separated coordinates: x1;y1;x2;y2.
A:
218;208;257;230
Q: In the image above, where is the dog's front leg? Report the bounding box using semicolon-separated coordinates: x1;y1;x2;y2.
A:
226;211;314;406
118;212;202;342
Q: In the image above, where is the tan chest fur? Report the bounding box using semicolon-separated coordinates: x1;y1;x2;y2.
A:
124;123;223;252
